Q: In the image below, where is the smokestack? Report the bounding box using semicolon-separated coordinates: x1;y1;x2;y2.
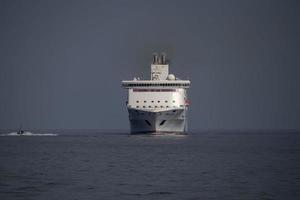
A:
158;54;162;64
161;52;166;64
153;53;158;64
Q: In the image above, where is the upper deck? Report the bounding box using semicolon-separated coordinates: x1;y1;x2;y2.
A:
121;53;190;89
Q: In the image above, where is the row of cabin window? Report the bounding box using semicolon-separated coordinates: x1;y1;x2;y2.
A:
134;110;177;115
129;105;184;108
125;83;189;87
136;100;175;103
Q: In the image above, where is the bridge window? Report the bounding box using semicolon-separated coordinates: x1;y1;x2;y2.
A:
123;82;190;88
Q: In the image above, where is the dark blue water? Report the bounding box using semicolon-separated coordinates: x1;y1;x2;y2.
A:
0;132;299;200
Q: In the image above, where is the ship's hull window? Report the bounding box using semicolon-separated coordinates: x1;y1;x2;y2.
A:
145;120;151;126
159;120;166;126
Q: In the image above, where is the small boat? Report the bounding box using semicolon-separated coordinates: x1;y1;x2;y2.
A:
17;125;25;135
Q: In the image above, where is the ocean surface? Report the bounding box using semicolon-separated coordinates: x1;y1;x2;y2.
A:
0;131;299;200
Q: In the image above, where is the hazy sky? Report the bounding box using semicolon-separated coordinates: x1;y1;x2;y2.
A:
0;0;299;130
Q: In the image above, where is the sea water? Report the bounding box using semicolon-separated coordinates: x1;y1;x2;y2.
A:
0;131;299;200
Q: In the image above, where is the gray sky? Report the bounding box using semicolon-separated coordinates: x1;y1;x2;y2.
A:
0;0;299;130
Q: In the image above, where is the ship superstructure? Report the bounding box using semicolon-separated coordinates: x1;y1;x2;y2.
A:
122;53;190;134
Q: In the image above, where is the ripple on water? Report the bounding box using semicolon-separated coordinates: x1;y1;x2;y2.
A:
147;191;174;195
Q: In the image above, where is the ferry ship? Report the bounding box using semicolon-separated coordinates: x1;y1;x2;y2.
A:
122;53;190;134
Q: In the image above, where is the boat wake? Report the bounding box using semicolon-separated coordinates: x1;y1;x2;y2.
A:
0;132;58;136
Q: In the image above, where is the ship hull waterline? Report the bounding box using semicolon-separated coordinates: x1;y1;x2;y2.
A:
127;108;188;134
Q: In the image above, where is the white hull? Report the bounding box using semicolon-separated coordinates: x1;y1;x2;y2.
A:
128;108;188;134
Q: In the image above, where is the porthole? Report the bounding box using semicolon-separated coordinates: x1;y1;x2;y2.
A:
165;100;168;103
136;101;139;103
144;101;147;103
173;100;175;103
151;100;154;103
158;101;160;103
